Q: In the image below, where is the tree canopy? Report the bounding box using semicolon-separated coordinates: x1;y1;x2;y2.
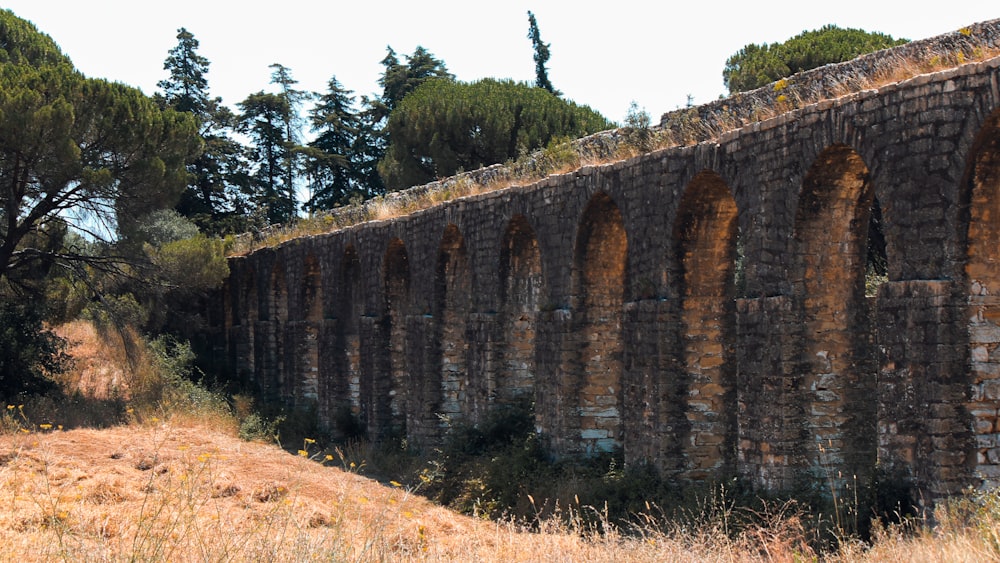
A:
302;76;366;211
379;78;610;190
375;46;453;122
0;10;199;292
723;25;909;93
157;27;248;235
238;91;296;225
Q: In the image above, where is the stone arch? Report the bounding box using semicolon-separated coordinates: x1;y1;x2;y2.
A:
792;143;876;483
223;279;234;334
672;170;739;478
299;254;322;406
263;261;289;401
498;214;543;404
222;277;234;378
264;264;286;321
965;108;1000;487
434;224;471;430
379;238;410;436
336;244;364;436
966;109;1000;289
235;268;257;387
573;192;627;454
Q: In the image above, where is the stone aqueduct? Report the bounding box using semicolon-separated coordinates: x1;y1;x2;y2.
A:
218;22;1000;501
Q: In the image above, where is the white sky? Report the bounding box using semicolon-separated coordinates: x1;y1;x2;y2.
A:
2;1;997;124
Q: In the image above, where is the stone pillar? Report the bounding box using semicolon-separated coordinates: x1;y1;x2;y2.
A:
736;295;802;492
286;320;318;407
467;311;502;424
682;295;737;480
405;314;440;446
343;325;362;424
358;315;392;438
535;308;577;456
254;320;281;404
877;280;973;506
314;318;339;431
230;323;255;389
969;289;1000;488
622;299;679;470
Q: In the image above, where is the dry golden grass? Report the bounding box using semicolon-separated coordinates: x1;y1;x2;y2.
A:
3;418;1000;562
53;320;130;400
0;422;498;561
5;320;1000;561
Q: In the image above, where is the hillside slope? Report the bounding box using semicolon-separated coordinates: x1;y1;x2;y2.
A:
0;422;575;561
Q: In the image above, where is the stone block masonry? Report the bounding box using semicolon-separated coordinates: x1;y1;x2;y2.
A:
217;21;1000;503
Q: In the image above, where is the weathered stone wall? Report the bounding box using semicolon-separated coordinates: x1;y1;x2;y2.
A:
219;23;1000;504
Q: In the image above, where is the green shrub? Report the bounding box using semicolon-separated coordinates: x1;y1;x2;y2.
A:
239;412;283;443
0;302;67;401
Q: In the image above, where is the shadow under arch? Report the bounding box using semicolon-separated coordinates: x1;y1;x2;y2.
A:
572;192;627;455
431;224;471;435
497;214;543;406
672;169;739;479
376;237;410;438
792;143;877;488
331;244;364;438
964;107;1000;488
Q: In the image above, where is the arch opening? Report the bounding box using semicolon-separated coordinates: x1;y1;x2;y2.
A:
498;215;542;405
381;238;410;436
965;109;1000;487
434;224;471;428
235;269;258;388
263;263;288;402
336;245;364;436
793;144;876;483
574;192;627;454
673;170;739;478
300;254;322;406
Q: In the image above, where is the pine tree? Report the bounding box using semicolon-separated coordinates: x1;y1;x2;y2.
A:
527;11;559;95
377;46;453;118
157;28;210;115
269;63;309;213
302;76;364;211
723;25;908;93
157;28;247;234
354;95;388;198
238;91;295;225
379;78;610;190
356;46;453;194
0;10;199;287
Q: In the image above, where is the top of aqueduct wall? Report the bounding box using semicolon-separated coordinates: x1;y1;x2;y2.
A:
237;18;1000;258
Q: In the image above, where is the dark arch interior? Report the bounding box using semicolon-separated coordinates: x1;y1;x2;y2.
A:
434;224;471;426
381;238;410;435
793;143;876;483
672;169;739;478
498;215;542;403
574;192;627;454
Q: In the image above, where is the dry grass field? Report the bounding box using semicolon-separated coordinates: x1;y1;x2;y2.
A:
1;321;999;561
3;419;1000;562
